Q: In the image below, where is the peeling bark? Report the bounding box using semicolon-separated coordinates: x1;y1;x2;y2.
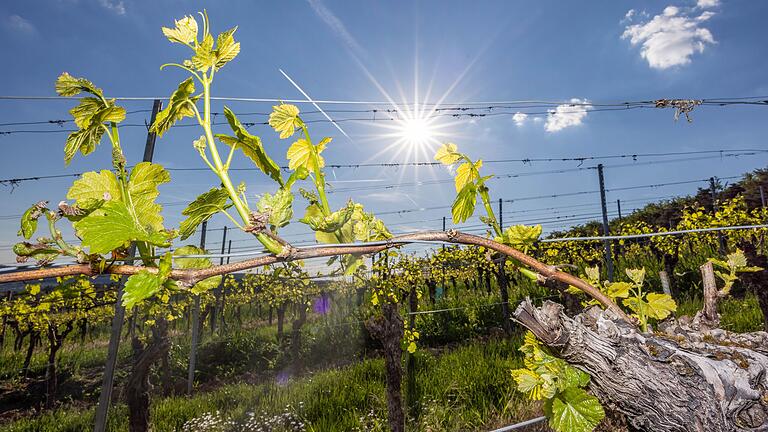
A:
514;299;768;432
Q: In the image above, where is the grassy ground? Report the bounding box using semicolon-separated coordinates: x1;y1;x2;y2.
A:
0;280;762;431
0;337;544;432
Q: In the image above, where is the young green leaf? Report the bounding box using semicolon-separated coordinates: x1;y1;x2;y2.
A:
625;268;646;286
73;201;169;254
67;170;121;210
644;292;677;320
13;242;60;263
162;15;199;45
454;160;482;192
496;224;542;250
269;104;303;139
603;282;632;301
17;202;48;239
451;182;477;224
151;77;198;137
546;387;605;432
122;271;165;309
63;124;106;165
287;138;324;171
178;187;231;240
128;162;171;231
217;107;282;184
434;143;462;165
191;33;216;71
55;73;103;98
256;188;294;229
214;27;240;69
300;203;354;233
511;369;557;401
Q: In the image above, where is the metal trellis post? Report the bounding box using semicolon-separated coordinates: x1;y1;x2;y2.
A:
188;221;207;394
597;164;614;281
94;99;162;432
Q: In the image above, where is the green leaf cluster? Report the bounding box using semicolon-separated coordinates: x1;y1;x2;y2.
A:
710;249;763;296
161;12;240;73
569;266;677;332
66;162;172;254
216;107;282;185
511;332;604;432
434;143;495;227
56;73;126;165
495;224;542;252
178;187;232;240
123;253;177;309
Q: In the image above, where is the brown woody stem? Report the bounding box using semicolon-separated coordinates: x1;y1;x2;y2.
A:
0;231;631;322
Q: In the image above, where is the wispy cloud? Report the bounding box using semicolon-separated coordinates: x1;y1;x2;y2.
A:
4;14;37;35
622;4;716;70
306;0;364;58
696;0;720;9
512;112;528;126
545;99;592;132
98;0;126;15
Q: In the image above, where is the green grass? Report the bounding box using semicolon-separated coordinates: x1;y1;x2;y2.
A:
676;293;765;333
0;338;541;432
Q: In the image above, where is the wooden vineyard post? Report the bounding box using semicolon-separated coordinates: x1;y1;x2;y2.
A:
93;99;162;432
659;271;672;296
700;260;719;325
406;283;418;417
187;221;207;394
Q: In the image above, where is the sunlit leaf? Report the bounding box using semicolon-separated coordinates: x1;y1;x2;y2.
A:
123;271;165;309
217;107;282;185
178;187;231;240
128;162;171;232
17;202;48;240
644;292;677;320
287;138;324;171
161;15;198;45
214;27;240;69
151;77;198;137
451;182;477;224
269;104;303;139
74;201;169;255
257;188;294;229
55;72;103;98
434;143;462;165
454;160;482;192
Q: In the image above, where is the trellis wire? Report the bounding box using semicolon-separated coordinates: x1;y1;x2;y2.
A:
488;416;547;431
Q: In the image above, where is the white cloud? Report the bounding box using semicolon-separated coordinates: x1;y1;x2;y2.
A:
697;0;719;8
4;14;37;35
98;0;125;15
512;112;528;126
622;4;716;69
545;99;592;132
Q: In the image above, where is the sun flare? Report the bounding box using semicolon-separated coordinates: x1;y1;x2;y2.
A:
398;117;434;146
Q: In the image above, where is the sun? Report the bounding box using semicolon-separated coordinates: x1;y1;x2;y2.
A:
398;117;434;147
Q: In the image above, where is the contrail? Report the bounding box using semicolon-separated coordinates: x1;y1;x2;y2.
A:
278;68;351;140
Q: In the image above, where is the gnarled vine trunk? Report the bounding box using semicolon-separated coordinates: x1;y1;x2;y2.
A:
126;318;169;432
45;321;73;409
514;299;768;432
366;302;405;432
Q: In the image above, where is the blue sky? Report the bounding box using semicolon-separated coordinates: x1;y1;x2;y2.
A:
1;0;767;269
